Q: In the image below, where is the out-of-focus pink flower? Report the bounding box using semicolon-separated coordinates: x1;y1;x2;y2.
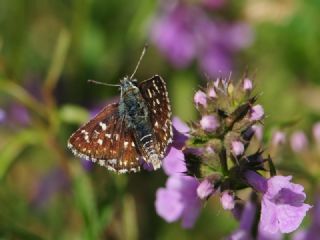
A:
151;3;198;68
272;131;286;146
194;90;207;107
290;131;308;152
200;115;219;132
250;105;264;121
312;122;320;143
225;22;254;51
155;175;201;228
199;46;232;78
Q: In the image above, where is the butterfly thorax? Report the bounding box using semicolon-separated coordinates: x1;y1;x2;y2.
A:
119;78;161;168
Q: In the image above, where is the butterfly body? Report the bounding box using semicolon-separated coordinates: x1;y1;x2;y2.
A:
119;77;161;168
68;75;172;174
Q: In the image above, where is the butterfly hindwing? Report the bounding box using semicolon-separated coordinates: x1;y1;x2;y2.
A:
139;75;173;157
67;103;140;173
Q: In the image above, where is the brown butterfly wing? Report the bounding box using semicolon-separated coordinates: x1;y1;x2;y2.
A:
67;103;140;173
139;75;173;158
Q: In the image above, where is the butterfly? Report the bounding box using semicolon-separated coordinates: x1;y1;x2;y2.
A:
67;48;173;174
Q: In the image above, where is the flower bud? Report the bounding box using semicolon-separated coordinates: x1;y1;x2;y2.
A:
197;178;215;200
194;90;207;107
200;115;219;132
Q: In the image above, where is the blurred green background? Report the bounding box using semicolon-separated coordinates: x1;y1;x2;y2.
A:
0;0;320;239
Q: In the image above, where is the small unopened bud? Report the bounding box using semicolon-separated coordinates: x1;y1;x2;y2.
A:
200;115;219;132
231;141;244;156
194;90;207;107
250;105;264;121
290;131;308;152
208;87;217;98
220;191;235;210
197;179;215;200
243;78;253;91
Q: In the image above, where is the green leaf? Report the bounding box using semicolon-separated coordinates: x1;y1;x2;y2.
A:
72;164;99;240
0;130;41;179
59;104;89;124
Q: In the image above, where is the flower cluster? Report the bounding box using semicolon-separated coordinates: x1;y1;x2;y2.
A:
150;1;253;77
155;76;311;236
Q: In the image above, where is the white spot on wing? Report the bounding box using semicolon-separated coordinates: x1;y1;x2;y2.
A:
97;139;103;145
99;122;107;130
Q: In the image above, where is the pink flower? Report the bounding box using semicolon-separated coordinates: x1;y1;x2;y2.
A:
272;131;286;146
245;172;311;234
163;147;187;176
250;105;264;121
194;90;207;107
200;115;219;132
155;175;201;228
260;176;311;234
312;122;320;143
290;131;308;152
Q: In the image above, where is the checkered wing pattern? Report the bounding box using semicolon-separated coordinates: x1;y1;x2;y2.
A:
139;75;173;157
67;103;140;173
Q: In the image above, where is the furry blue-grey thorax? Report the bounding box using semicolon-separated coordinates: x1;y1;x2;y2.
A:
118;77;161;168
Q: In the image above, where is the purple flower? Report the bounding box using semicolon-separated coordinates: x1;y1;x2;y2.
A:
228;201;256;240
163;147;187;176
292;196;320;240
197;178;214;200
220;191;235;210
155;187;184;222
155;175;201;228
0;108;6;123
290;131;308;152
151;3;197;68
194;90;207;107
245;170;268;193
231;141;244;156
243;78;253;91
172;117;190;149
225;22;254;51
200;115;219;132
260;176;311;234
312;122;320;143
30;168;69;209
173;116;190;134
199;46;232;78
272;131;286;146
250;105;264;121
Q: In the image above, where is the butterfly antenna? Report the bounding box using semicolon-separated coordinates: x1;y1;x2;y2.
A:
130;44;148;79
88;79;120;87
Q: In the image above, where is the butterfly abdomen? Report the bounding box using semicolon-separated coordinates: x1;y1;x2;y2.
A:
120;84;161;168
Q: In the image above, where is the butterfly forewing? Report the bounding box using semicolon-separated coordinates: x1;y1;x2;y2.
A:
139;75;173;157
67;103;140;173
